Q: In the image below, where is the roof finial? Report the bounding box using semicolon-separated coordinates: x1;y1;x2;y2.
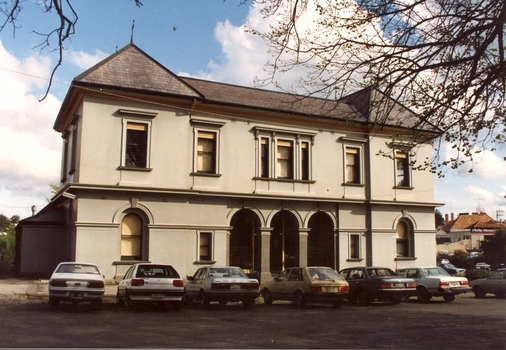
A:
130;20;135;44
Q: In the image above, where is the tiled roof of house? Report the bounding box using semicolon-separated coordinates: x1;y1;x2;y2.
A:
66;43;441;134
441;212;506;233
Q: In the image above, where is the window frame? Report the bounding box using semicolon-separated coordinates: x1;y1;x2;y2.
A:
395;150;411;188
120;118;152;170
198;231;213;261
190;118;225;177
345;146;362;184
254;128;315;182
349;233;361;260
395;219;414;258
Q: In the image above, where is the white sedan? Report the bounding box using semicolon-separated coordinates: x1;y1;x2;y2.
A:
397;266;471;302
48;262;105;310
185;266;260;308
116;263;185;310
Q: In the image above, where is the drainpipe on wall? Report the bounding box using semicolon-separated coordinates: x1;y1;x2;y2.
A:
365;136;373;266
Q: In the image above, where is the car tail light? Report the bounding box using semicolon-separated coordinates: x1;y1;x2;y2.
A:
131;279;145;286
49;279;67;287
406;282;416;288
88;280;105;288
340;285;350;292
380;283;393;289
173;279;184;287
310;286;323;292
246;283;259;289
440;281;450;287
461;280;469;286
211;283;228;289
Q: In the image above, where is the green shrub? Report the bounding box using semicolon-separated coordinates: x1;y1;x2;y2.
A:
465;268;490;281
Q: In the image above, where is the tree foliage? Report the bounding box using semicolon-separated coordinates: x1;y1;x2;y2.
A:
481;230;506;266
251;0;506;174
435;209;444;226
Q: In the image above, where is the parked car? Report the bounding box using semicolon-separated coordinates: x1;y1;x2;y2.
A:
185;266;260;308
48;262;105;309
339;267;416;305
116;263;184;310
260;266;350;308
438;263;466;275
397;266;471;302
474;262;491;270
470;268;506;298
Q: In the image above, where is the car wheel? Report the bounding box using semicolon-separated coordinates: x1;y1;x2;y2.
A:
115;292;124;307
48;297;59;308
357;290;371;306
91;299;102;311
242;298;255;309
443;294;455;302
171;301;182;311
417;287;431;303
332;300;342;308
262;289;273;305
473;285;486;298
125;295;138;311
390;294;402;305
199;291;210;309
294;291;307;308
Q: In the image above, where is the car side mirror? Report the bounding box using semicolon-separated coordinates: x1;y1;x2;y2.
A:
186;275;194;281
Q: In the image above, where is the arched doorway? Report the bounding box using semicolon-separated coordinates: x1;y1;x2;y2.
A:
230;209;261;273
270;210;299;273
308;212;335;268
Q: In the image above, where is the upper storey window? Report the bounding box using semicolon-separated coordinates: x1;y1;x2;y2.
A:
197;131;217;174
125;122;149;168
395;150;411;187
118;109;157;171
345;147;361;184
255;127;315;182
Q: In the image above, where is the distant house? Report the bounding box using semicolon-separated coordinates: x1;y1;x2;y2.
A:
437;212;506;252
16;44;443;280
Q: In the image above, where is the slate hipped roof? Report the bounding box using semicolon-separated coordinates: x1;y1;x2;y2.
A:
441;212;506;233
55;43;442;136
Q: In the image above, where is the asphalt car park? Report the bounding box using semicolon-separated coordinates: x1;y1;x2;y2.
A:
0;293;505;349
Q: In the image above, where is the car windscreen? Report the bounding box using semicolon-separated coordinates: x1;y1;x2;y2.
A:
423;267;450;276
308;268;344;281
135;265;180;278
366;268;397;277
56;264;100;274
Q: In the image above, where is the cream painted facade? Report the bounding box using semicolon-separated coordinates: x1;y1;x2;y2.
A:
16;44;442;281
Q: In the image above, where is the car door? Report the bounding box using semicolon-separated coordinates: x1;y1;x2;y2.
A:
483;270;505;294
185;268;206;299
269;269;291;300
118;265;135;298
285;268;303;295
344;268;364;293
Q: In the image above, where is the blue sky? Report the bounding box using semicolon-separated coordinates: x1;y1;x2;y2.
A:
0;1;505;221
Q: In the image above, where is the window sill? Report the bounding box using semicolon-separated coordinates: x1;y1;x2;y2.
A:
253;177;316;184
347;258;363;262
117;166;152;172
394;257;417;261
193;260;216;265
113;260;151;265
393;186;414;190
342;182;365;187
191;172;222;178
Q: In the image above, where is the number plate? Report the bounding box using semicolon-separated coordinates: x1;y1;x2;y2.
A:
152;293;165;299
449;282;459;287
324;287;338;293
393;283;405;288
230;284;241;290
70;292;84;299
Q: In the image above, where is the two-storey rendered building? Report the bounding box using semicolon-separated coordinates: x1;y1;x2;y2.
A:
16;44;443;281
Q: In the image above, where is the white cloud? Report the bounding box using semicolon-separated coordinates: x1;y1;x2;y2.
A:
0;41;61;219
68;49;108;70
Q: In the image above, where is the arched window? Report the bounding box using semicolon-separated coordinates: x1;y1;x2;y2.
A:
121;213;143;260
396;220;413;257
